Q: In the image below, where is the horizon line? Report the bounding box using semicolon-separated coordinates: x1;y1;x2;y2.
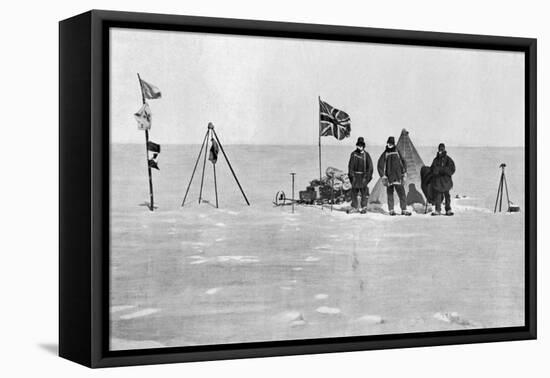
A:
110;142;525;148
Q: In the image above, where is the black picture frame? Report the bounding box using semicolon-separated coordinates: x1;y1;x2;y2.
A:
59;9;537;368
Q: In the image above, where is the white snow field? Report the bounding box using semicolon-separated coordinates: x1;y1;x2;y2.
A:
109;144;525;350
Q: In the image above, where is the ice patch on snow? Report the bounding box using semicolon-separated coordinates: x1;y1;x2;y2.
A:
292;267;303;271
119;308;160;320
279;311;302;321
433;312;478;326
215;223;227;227
219;209;239;216
188;255;260;264
291;318;307;327
385;233;428;238
305;256;320;262
316;306;341;315
454;205;492;213
314;294;328;300
355;314;384;324
205;287;221;295
111;305;135;313
217;255;259;263
314;245;331;251
278;311;307;327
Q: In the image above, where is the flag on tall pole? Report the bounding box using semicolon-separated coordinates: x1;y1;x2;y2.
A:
147;141;161;170
319;98;351;140
136;73;162;211
134;103;152;130
139;78;162;99
318;97;351;180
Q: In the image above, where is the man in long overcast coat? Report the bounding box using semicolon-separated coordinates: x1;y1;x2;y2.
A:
348;137;373;212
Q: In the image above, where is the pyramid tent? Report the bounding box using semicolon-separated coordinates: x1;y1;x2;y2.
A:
368;129;427;209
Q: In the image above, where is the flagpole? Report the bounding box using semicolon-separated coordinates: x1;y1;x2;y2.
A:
318;96;322;182
138;73;155;211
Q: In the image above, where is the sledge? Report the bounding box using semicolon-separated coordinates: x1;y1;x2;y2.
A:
273;191;299;207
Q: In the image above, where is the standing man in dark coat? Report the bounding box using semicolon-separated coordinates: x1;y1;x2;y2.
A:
348;137;373;212
377;136;411;216
431;143;456;216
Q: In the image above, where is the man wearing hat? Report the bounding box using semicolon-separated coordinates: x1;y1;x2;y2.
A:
377;136;411;216
347;137;373;212
430;143;456;216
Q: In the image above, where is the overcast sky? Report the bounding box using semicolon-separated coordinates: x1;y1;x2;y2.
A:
110;28;525;147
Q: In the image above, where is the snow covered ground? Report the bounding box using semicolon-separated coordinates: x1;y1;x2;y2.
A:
110;144;525;350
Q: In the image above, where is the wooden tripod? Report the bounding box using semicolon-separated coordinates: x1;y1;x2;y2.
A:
181;123;250;208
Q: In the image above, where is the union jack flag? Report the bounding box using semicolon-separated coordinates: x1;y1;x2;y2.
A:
319;98;351;140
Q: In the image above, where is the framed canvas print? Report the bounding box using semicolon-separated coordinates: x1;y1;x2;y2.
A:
59;10;536;368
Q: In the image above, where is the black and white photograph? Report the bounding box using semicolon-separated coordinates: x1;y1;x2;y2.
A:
109;27;527;351
3;0;547;375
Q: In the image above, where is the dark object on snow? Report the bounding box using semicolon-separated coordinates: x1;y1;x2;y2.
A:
407;183;425;206
420;165;436;204
430;150;455;193
299;189;316;203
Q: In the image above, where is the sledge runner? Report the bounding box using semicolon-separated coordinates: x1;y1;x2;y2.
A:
430;143;456;216
377;136;411;216
347;137;373;213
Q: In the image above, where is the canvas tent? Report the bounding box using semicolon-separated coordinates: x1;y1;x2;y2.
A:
368;129;427;210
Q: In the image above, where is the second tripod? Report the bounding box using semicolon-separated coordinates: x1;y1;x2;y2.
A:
494;163;517;213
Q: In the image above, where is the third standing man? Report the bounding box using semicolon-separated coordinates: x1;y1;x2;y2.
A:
430;143;456;216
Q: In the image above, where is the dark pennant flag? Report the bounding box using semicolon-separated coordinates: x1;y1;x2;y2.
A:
319;99;351;140
148;154;160;170
147;141;161;153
